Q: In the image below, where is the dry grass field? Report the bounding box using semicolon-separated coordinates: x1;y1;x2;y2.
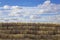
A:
0;23;60;40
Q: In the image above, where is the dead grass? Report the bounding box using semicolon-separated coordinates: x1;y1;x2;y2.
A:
0;23;60;40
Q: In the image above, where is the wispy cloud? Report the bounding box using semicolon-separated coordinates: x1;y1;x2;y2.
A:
0;0;60;23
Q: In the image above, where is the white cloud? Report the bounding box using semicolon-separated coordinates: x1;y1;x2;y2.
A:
11;6;20;9
0;0;60;23
8;8;20;16
37;0;60;14
3;5;10;9
0;11;2;15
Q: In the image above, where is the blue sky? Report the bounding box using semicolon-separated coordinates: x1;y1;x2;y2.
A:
0;0;60;6
0;0;60;23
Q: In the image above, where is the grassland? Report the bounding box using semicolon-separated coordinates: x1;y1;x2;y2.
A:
0;23;60;40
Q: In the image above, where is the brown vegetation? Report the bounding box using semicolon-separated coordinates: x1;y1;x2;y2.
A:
0;23;60;40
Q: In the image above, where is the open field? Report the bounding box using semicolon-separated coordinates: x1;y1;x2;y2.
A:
0;23;60;40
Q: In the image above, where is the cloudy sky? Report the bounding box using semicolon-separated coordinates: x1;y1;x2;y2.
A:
0;0;60;23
